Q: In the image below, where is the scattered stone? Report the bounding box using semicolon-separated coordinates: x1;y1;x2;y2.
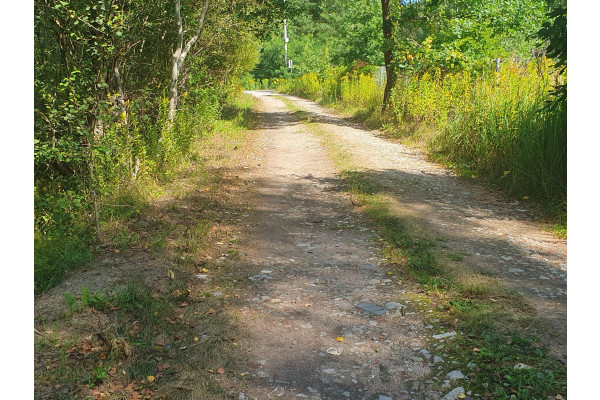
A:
361;263;378;270
433;331;457;340
509;267;524;273
385;302;403;310
248;273;274;281
410;381;420;391
514;363;532;370
321;368;336;374
378;395;393;400
295;394;308;398
446;370;466;380
501;256;513;261
419;349;431;360
433;355;445;364
238;393;247;400
467;362;477;369
342;391;350;397
409;356;424;362
440;387;466;400
356;302;387;316
326;347;343;356
424;324;433;329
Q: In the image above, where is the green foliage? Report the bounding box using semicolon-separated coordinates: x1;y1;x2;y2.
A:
538;4;567;103
34;0;279;293
276;67;383;113
391;0;547;74
427;60;566;208
252;0;382;80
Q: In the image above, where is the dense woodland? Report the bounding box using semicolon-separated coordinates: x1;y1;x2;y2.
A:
35;0;566;292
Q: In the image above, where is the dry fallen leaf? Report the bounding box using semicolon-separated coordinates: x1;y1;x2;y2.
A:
336;337;344;342
473;347;481;352
458;394;466;399
157;363;171;371
147;375;155;382
216;367;225;374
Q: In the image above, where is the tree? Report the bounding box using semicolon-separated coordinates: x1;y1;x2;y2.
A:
538;4;566;103
381;0;396;110
169;0;211;124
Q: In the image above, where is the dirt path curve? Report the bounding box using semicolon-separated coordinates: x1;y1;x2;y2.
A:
233;91;566;399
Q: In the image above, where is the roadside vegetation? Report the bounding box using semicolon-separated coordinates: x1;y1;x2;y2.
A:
35;94;258;399
34;0;279;294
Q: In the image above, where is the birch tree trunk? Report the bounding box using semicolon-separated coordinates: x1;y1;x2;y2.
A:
168;0;211;125
381;0;396;111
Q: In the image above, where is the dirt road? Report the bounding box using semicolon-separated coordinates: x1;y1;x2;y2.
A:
231;91;566;400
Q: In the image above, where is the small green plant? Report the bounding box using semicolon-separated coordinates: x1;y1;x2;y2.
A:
89;363;111;388
449;253;463;261
64;293;78;313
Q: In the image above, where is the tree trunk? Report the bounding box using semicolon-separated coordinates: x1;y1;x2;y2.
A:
168;0;210;125
381;0;396;111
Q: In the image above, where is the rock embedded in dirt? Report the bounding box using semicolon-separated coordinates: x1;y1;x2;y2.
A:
446;370;467;380
356;302;388;315
361;263;378;270
433;331;457;340
440;387;466;400
385;301;403;310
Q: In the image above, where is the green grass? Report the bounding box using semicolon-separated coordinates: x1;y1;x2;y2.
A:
34;225;93;294
281;97;567;399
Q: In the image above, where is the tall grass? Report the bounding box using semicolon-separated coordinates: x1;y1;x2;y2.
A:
274;60;566;219
276;68;384;113
424;60;566;212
